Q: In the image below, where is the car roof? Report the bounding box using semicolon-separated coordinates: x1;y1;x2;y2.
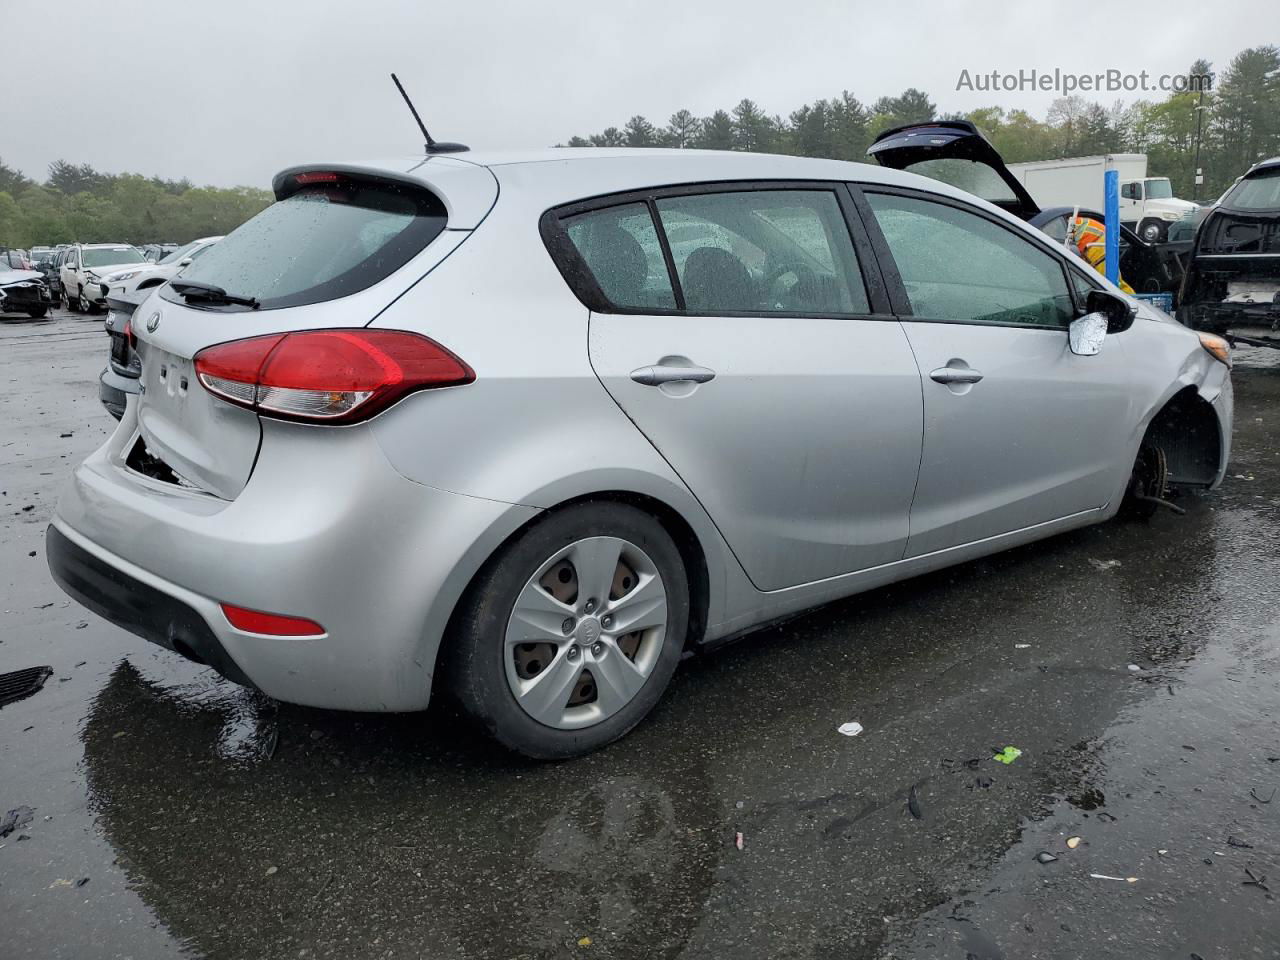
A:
80;242;138;249
281;148;1016;228
1244;157;1280;177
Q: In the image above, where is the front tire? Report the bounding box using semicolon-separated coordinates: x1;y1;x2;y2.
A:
1139;219;1166;243
27;306;48;319
444;502;689;759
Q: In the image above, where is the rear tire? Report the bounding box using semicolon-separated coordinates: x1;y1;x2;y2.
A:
444;501;689;759
64;287;78;312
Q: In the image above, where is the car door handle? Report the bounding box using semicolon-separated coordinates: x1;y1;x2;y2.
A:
630;364;717;386
929;366;984;385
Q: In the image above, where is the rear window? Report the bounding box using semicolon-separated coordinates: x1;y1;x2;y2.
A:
1222;169;1280;211
163;176;447;310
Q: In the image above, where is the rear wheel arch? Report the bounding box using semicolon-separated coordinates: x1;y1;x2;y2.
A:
435;490;711;692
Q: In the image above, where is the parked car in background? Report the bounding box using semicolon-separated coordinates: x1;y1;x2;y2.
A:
142;243;179;262
867;121;1184;295
1178;156;1280;347
46;151;1233;758
100;290;144;419
58;243;147;313
1;247;54;318
100;236;223;300
32;249;64;303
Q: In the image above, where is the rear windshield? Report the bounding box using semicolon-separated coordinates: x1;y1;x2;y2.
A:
1222;169;1280;211
163;176;447;310
83;247;145;267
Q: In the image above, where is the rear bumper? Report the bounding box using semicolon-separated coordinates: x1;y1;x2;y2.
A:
49;410;539;711
99;365;138;420
46;523;256;688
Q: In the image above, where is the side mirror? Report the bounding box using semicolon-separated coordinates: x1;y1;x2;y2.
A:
1085;289;1136;333
1069;312;1108;356
179;257;192;266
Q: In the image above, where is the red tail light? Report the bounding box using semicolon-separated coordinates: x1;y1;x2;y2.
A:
123;319;136;349
193;329;474;424
294;171;342;185
221;603;325;636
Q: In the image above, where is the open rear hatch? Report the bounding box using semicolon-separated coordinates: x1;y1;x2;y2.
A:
129;159;496;498
867;120;1041;221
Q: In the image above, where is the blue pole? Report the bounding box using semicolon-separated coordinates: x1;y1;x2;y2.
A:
1103;169;1119;286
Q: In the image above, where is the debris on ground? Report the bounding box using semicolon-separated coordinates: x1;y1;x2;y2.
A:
1127;664;1142;672
734;832;744;851
1242;865;1269;892
1014;643;1031;649
1250;787;1276;804
1089;873;1138;882
907;783;923;820
992;746;1022;765
577;937;593;948
1227;835;1253;849
265;865;279;876
1067;836;1082;849
837;721;863;737
1;805;36;838
1088;558;1122;572
1035;852;1058;864
75;877;89;888
975;775;993;789
0;666;53;709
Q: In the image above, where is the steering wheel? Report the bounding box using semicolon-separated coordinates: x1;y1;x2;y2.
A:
763;261;820;311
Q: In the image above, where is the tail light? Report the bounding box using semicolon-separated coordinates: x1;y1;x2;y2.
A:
193;329;474;424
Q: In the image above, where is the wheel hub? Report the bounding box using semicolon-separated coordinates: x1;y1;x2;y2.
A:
504;536;669;729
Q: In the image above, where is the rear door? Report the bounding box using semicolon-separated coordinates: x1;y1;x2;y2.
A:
867;121;1041;221
131;161;496;499
557;183;924;592
855;186;1136;557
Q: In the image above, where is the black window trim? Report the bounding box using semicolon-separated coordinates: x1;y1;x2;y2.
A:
539;179;896;321
849;182;1086;333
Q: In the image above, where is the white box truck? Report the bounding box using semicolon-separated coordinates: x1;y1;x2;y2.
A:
1008;154;1197;242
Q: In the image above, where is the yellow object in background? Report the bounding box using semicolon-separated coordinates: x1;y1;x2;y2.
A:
1070;217;1134;294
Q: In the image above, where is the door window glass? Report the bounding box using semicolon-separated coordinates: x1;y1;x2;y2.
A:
655;190;869;314
866;192;1074;328
563;203;675;310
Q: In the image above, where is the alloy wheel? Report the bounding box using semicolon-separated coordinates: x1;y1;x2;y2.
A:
504;536;667;730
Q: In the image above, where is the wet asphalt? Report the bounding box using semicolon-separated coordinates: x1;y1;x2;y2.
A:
1;308;1279;960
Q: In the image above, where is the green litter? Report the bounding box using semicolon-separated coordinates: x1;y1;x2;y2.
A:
993;746;1022;765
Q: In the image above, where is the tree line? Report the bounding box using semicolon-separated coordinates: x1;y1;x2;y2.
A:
559;45;1280;202
0;160;272;249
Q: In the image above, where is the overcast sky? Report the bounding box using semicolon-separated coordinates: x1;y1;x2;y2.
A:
3;0;1275;188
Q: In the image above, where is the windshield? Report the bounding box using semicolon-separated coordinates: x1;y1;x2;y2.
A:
903;158;1017;203
1145;179;1174;199
158;240;201;265
166;177;447;310
1223;169;1280;210
83;247;145;268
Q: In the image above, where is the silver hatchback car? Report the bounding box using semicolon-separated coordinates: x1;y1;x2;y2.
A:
47;149;1233;757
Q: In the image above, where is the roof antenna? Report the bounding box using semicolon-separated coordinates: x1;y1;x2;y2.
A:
391;73;468;154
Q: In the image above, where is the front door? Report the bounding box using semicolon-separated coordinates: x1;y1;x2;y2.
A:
554;186;925;591
858;187;1137;558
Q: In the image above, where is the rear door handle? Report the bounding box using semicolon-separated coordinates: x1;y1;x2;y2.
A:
929;366;984;385
630;364;717;386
